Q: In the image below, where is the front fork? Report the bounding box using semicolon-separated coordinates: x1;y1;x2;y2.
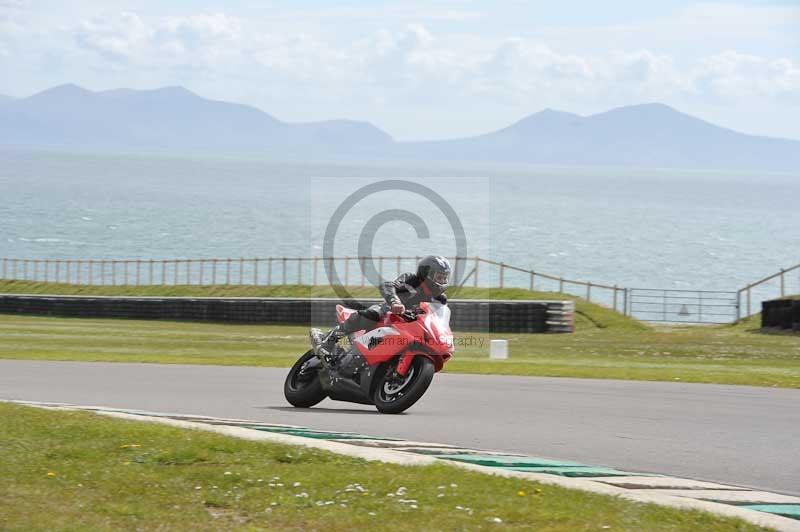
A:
396;352;415;376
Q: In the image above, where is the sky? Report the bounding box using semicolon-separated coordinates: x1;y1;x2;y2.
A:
1;0;798;140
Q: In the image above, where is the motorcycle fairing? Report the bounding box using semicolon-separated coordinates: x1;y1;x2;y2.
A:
336;304;357;324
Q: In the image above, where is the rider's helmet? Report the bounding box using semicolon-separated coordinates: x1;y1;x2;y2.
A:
416;255;451;297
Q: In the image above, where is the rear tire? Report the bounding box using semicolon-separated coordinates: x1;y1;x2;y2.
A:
373;357;435;414
284;350;326;408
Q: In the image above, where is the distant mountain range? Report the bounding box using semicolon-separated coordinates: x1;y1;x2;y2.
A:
1;84;798;172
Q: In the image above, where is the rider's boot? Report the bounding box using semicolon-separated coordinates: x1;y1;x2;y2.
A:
309;325;346;364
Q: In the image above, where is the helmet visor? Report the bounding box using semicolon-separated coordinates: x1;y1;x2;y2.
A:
432;270;450;285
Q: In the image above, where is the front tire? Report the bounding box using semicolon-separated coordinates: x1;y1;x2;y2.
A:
373;356;435;414
284;350;326;408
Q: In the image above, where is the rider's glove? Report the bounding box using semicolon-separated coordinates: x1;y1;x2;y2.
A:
390;303;405;315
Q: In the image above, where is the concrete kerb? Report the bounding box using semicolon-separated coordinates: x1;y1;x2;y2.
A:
7;400;798;531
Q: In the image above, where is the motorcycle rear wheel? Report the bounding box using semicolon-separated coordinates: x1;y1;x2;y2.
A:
373;356;435;414
284;350;326;408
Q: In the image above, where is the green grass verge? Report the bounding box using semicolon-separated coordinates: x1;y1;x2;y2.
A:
1;281;797;388
0;402;766;531
1;312;798;388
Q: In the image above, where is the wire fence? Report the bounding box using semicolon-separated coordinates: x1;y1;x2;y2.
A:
2;255;798;322
0;256;627;312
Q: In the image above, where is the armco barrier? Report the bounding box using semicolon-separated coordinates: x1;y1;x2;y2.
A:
0;295;574;333
761;299;800;332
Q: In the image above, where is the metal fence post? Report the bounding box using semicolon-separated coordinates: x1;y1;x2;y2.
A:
499;262;505;288
736;290;741;321
148;259;154;285
613;285;618;311
136;260;141;286
474;257;479;287
66;260;71;284
253;259;258;285
297;258;302;285
226;258;232;285
780;269;785;297
211;259;217;285
239;257;244;285
199;260;205;286
529;271;535;291
268;258;273;285
281;258;287;285
559;277;564;293
746;286;752;317
173;260;179;285
186;259;191;285
623;288;629;316
586;282;592;301
161;260;166;284
699;291;704;322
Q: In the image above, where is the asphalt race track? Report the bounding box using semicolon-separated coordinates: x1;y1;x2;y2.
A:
1;359;798;496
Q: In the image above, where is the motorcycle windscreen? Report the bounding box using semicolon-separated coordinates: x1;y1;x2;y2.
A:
424;302;454;348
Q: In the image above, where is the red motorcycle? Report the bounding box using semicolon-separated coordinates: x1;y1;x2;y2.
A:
284;301;454;414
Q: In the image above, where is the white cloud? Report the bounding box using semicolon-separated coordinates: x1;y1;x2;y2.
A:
65;11;800;112
75;12;149;63
74;12;244;67
693;50;800;104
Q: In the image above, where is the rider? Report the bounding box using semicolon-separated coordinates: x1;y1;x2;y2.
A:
310;255;451;362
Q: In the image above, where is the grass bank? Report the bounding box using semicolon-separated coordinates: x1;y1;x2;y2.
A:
0;402;765;531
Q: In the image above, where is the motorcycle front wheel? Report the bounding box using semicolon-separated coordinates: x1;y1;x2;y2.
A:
373;356;435;414
284;350;326;408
